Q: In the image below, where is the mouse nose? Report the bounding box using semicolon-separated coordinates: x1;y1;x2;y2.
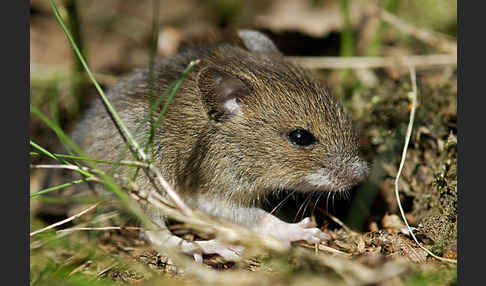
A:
345;158;369;185
321;156;368;187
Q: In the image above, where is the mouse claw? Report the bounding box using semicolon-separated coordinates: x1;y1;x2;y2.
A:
193;253;203;263
180;239;244;262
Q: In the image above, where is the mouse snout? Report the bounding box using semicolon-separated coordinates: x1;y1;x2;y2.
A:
304;156;368;191
343;158;368;186
328;157;368;185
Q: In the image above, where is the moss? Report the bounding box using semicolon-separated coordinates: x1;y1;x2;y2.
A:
405;266;457;286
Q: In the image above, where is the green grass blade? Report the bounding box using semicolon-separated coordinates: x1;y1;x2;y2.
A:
339;0;354;57
48;0;145;162
30;105;128;206
30;178;97;198
30;140;94;179
149;61;198;156
38;153;146;167
30;104;82;156
30;140;63;163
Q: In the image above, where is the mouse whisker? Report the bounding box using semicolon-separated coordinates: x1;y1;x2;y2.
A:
331;192;337;213
325;191;332;212
311;191;324;217
269;190;296;215
294;193;312;222
344;190;350;200
301;195;313;221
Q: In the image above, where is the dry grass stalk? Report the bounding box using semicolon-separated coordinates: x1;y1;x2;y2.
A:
30;203;99;236
56;226;142;234
376;7;457;54
394;66;457;264
288;54;456;70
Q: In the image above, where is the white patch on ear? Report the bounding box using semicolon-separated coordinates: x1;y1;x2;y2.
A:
223;98;243;115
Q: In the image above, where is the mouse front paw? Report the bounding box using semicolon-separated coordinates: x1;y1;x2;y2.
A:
144;230;243;263
287;217;330;244
256;214;330;245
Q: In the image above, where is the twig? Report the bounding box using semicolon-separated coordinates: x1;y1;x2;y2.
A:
30;203;99;236
394;66;457;264
288;54;456;70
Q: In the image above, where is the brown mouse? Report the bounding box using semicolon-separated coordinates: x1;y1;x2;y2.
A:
71;30;368;261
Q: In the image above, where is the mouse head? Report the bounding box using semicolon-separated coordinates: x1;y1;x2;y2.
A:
195;30;368;199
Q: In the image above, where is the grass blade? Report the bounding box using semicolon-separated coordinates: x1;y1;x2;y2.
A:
30;178;97;198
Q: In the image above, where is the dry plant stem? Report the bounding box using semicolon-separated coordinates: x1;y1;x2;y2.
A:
298;242;350;257
69;261;90;277
96;266;115;278
394;66;457;264
30;204;99;236
376;7;457;54
31;211;121;250
130;186;288;253
148;163;193;216
29;164;102;183
30;164;92;172
31;62;119;86
288;54;456;70
56;226;142;234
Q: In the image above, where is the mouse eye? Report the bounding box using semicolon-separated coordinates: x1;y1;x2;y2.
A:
287;129;317;147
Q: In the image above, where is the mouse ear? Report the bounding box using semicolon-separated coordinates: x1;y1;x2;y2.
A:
237;29;281;54
196;66;251;121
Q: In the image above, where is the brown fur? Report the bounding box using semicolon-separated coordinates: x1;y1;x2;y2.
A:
71;34;367;226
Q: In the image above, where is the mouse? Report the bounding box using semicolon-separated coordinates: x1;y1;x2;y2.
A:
71;30;369;261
